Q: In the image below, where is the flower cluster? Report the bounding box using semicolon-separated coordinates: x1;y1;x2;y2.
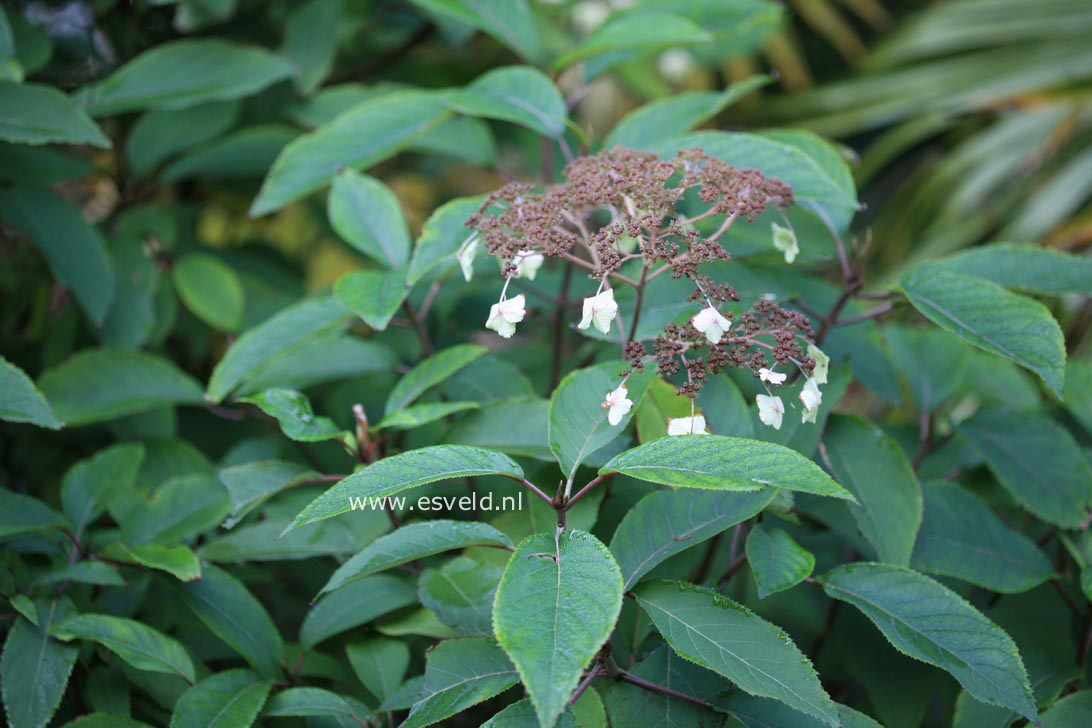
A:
457;146;827;434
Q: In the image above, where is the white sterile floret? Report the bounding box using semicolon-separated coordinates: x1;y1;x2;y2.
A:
667;415;708;436
772;223;799;264
578;288;618;334
800;377;822;423
691;306;731;344
457;236;479;282
807;343;829;384
602;384;633;426
756;394;785;430
514;250;544;280
759;367;787;385
485;294;526;339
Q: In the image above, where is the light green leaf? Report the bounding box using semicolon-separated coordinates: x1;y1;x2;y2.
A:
280;0;341;95
601;434;855;500
447;67;567;138
251;91;448;216
346;638;408;703
78;40;294;115
822;415;922;565
100;542;202;582
549;362;655;478
0;80;109;147
420;556;502;636
386;344;487;414
125;101;239;176
32;561;125;588
321;520;511;595
604;76;771;150
898;269;1066;396
918;242;1092;296
120;473;230;546
159;125;296;182
218;460;319;528
262;687;373;725
376;401;480;431
328;170;411;268
170;670;271;728
745;525;815;598
958;408;1092;528
207;295;351;402
288;445;523;531
407;194;484;285
333;268;408;331
1;616;78;728
0;355;61;429
912;482;1053;594
410;0;542;63
820;563;1037;721
635;580;837;725
58;614;195;682
175;563;284;677
617;0;783;63
0;185;114;325
494;530;623;728
413;114;496;166
239;388;344;442
172;253;245;332
610;488;775;590
38;349;203;426
401;637;518;728
446;398;551;460
555;12;711;69
61;443;144;540
300;575;417;649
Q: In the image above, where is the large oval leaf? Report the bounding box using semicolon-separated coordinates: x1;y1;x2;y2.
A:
401;638;519;728
327;170;411;268
600;434;854;500
172;253;245;332
299;575;417;649
57;614;195;682
0;80;109;147
0;355;61;430
634;580;838;726
170;670;272;728
1;616;77;728
386;344;487;414
493;530;623;728
447;67;567;138
820;563;1037;721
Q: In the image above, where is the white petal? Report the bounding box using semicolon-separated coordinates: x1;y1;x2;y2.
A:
807;343;829;385
457;237;478;282
667;415;707;436
498;294;526;323
515;250;544;280
579;289;617;333
772;223;799;264
759;368;787;385
691;306;731;344
756;394;784;430
799;377;822;413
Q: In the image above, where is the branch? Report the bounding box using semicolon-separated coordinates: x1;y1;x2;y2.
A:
565;472;616;510
501;474;554;505
615;669;714;710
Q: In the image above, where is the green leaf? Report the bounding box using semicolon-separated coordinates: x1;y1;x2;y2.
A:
919;242;1092;296
280;0;341;95
446;398;552;460
172;253;245;332
410;0;542;63
721;694;883;728
377;401;480;431
0;80;109;147
0;355;61;429
321;520;511;595
401;637;519;728
328;170;411;268
420;556;502;636
0;185;114;325
61;443;144;540
219;460;319;528
60;716;153;728
101;542;202;582
200;519;374;563
125;101;239;177
333;268;408;331
610;488;775;590
555;12;711;69
239;388;344;442
234;334;396;397
886;327;970;410
207;295;351;402
958;408;1092;528
634;378;698;443
441;356;535;403
821;415;922;566
484;698;576;727
300;575;417;649
120;473;230;546
1;617;78;728
601;435;855;500
77;40;294;115
634;580;838;725
911;482;1053;594
407;194;484;285
0;489;65;538
170;670;272;728
288;445;523;531
898;269;1066;396
820;563;1037;721
745;524;815;598
549;362;655;479
386;344;487;414
99;234;159;349
38;349;204;426
604;645;723;728
262;687;373;725
1064;359;1092;435
58;614;195;683
447;67;567;138
1041;690;1092;728
604;76;772;150
493;530;623;728
346;638;408;703
33;561;125;588
159;125;296;182
251;91;448;216
175;563;284;677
